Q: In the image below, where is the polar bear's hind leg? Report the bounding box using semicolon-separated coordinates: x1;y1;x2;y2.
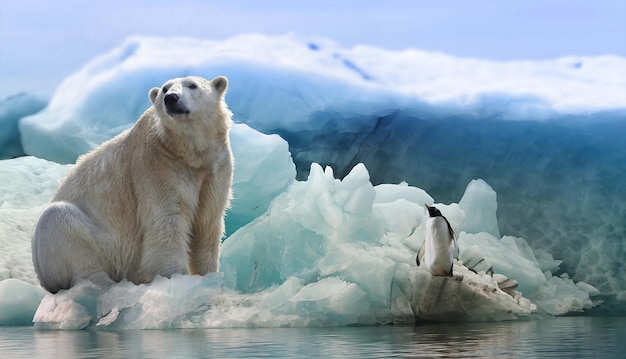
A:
32;201;112;293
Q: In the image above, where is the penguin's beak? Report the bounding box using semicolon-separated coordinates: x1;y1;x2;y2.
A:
424;204;430;209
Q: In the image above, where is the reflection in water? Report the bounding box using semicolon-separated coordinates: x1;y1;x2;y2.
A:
0;317;624;358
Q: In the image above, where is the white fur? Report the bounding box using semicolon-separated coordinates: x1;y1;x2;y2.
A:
32;76;233;293
422;217;457;276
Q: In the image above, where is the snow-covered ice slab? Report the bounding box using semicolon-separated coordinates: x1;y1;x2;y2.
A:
410;267;535;322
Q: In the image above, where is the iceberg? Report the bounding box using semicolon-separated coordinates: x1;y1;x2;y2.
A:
14;35;626;312
0;279;44;326
17;162;597;329
0;34;622;325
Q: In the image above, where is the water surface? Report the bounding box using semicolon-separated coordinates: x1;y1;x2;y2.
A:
1;317;624;358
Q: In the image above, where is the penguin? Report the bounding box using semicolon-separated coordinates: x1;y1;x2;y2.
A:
416;204;459;276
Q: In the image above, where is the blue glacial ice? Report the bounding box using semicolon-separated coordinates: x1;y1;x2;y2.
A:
0;93;47;159
0;34;624;327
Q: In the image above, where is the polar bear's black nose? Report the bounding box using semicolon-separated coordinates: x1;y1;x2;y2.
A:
164;93;179;107
164;92;188;115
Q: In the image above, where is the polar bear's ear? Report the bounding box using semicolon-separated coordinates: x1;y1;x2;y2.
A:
211;76;228;95
149;87;160;105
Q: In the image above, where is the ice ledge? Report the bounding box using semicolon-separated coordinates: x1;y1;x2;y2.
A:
407;265;535;322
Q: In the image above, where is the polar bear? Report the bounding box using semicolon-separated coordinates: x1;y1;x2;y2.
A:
32;76;234;293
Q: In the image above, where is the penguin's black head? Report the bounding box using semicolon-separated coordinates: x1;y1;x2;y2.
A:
425;204;442;218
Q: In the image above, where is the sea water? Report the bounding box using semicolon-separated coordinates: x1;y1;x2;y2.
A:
1;317;624;358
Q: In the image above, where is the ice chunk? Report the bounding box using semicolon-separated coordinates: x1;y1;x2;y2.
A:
34;274;223;330
576;281;601;297
290;277;370;324
340;163;376;215
228;123;296;235
373;199;424;239
459;179;500;238
459;245;493;274
221;163;385;294
0;279;45;325
374;182;434;205
33;280;99;330
410;266;535;322
459;232;546;294
262;276;304;313
492;273;519;296
318;245;395;308
533;248;563;273
530;272;597;315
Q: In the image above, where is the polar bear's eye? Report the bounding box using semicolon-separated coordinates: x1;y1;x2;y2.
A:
188;83;198;89
162;85;170;93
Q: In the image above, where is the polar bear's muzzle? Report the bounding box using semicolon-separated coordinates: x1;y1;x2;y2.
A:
164;93;190;116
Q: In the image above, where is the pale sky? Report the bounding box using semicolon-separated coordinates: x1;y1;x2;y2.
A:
1;0;625;99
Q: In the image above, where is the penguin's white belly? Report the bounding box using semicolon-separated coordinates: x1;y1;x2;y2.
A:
424;218;454;276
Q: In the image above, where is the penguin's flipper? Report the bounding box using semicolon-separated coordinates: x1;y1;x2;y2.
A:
447;263;454;277
453;238;460;260
416;242;425;266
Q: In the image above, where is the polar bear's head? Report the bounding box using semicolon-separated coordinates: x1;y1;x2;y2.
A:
149;76;230;138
